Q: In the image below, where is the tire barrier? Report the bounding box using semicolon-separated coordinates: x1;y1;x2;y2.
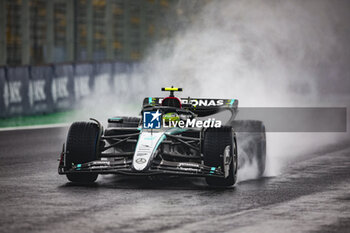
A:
0;62;130;117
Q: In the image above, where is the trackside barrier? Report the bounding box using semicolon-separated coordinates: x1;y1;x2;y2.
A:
29;65;54;114
112;62;130;99
93;62;113;95
0;67;6;117
0;62;132;118
52;64;75;111
126;62;147;102
74;63;94;101
5;66;31;116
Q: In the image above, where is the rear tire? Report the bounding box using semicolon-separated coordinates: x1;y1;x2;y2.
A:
232;120;266;177
107;116;140;128
203;126;237;187
65;122;100;183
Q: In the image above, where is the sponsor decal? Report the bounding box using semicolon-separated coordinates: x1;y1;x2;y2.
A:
155;98;226;107
133;132;164;171
136;153;148;156
143;110;162;129
3;81;22;107
178;162;200;168
29;80;46;106
52;77;69;102
176;167;198;172
135;158;147;164
183;99;224;107
92;161;110;165
74;76;90;98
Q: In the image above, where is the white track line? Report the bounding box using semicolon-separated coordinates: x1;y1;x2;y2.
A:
0;123;70;132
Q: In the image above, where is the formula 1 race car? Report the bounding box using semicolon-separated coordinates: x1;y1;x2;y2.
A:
58;87;266;187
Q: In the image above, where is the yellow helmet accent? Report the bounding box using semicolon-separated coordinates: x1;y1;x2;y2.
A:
161;87;183;91
163;112;180;123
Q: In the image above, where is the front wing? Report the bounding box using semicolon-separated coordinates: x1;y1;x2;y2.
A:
58;156;225;177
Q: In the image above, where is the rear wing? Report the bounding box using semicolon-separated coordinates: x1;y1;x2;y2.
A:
143;97;238;117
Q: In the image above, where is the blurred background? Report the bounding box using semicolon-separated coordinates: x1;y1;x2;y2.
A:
0;0;209;122
0;0;205;65
0;0;349;133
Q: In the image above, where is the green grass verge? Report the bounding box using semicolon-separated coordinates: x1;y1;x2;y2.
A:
0;111;77;128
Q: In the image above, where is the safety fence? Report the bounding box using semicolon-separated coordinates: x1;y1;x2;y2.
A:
0;62;132;118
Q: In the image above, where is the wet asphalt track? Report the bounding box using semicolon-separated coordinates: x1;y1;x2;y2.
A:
0;127;350;233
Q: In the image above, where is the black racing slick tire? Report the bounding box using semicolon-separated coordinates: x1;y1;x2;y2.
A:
232;120;266;177
65;122;100;183
203;126;237;187
107;116;140;128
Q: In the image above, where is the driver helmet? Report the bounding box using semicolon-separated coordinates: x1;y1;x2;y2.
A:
163;112;180;125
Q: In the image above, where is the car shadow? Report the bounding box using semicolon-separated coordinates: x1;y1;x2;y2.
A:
58;174;273;191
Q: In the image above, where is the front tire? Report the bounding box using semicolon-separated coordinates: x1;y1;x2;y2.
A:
65;122;100;183
203;127;237;187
